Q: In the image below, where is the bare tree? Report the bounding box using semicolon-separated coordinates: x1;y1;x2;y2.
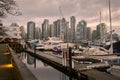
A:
0;0;21;18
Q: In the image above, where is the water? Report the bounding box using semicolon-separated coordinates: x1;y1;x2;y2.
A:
20;53;76;80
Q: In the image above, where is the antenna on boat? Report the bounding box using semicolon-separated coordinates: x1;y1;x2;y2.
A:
108;0;113;54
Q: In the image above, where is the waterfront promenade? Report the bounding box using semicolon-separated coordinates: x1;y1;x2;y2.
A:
0;44;37;80
0;44;14;80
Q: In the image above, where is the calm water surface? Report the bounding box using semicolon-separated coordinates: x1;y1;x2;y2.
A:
21;54;76;80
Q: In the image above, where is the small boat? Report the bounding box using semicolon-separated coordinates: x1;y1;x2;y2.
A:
43;37;75;50
35;43;44;51
52;46;62;52
43;37;64;50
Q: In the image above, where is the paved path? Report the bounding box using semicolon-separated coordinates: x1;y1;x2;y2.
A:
0;44;14;80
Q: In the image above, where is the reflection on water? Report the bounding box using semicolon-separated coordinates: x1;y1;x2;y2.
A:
21;53;76;80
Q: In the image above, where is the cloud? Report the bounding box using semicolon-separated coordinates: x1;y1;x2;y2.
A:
2;0;120;30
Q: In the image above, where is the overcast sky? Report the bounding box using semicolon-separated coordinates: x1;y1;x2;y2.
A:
2;0;120;31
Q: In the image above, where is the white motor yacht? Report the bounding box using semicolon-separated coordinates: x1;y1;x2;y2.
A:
43;37;75;50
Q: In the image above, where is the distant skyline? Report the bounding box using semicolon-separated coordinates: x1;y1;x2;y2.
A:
2;0;120;32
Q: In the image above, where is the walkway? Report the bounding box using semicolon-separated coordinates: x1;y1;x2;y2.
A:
0;44;14;80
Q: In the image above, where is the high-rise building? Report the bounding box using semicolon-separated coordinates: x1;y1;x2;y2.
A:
86;27;92;41
76;20;87;42
60;18;68;41
96;23;107;40
38;27;42;40
42;19;49;39
53;19;61;38
27;21;35;40
92;30;98;41
35;27;41;39
49;24;54;37
47;24;51;38
66;22;69;42
70;16;76;42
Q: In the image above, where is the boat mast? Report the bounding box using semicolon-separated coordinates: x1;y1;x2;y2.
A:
108;0;113;54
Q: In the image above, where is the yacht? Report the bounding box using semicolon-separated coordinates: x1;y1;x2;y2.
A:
52;46;62;52
84;46;112;56
35;41;44;50
43;37;74;51
43;37;63;51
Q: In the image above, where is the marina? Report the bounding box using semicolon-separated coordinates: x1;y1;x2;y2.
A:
0;0;120;80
